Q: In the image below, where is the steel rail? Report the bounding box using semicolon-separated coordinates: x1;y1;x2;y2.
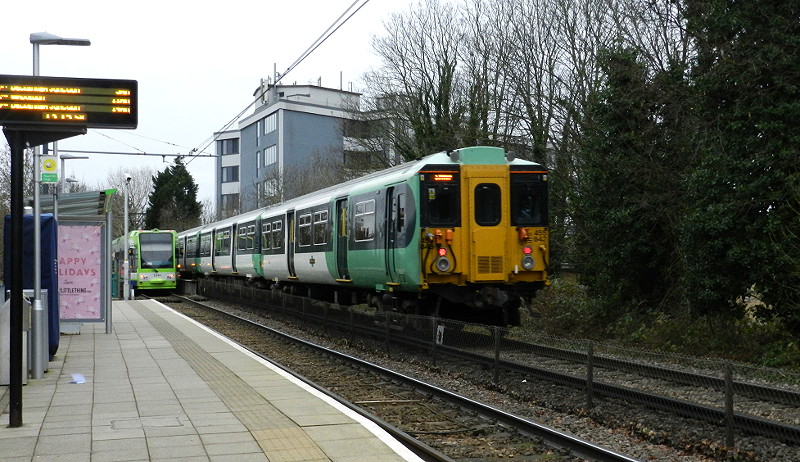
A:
194;283;800;445
171;294;639;462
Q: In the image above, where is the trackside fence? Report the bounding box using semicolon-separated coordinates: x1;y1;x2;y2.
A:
197;279;800;448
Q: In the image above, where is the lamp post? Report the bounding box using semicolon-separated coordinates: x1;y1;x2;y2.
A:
55;153;90;218
30;31;91;380
123;174;132;300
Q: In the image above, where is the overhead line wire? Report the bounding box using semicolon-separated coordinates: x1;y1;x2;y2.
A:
188;0;372;166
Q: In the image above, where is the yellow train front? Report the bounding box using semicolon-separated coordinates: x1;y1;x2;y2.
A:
415;147;549;326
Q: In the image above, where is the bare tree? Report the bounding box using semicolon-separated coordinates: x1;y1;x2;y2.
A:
200;197;217;224
367;0;469;159
101;166;155;238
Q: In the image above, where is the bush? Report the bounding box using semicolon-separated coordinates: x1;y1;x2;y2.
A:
523;277;800;371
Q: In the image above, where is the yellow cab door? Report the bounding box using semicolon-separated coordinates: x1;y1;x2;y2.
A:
463;165;509;282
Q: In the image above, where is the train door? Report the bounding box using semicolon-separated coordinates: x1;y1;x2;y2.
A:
286;210;297;278
335;198;349;280
465;166;508;282
231;224;238;274
384;187;405;283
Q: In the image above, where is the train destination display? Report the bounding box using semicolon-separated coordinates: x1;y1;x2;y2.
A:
0;75;137;129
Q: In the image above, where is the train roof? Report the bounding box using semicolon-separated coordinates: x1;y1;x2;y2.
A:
178;146;545;235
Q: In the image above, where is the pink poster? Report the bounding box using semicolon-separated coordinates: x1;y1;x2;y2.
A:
58;225;103;320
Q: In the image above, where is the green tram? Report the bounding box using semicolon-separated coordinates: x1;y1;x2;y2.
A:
112;229;178;295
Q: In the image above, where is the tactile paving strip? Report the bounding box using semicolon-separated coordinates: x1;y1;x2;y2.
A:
131;301;331;461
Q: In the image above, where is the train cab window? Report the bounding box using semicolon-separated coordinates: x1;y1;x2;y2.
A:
354;200;375;242
422;184;459;227
139;233;175;269
511;173;548;226
298;214;312;247
313;210;329;245
262;223;271;251
272;221;284;249
474;183;501;226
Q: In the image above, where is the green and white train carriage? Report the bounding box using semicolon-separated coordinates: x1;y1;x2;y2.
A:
178;146;549;326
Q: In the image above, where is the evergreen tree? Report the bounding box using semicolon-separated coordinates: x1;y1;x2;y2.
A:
144;157;202;231
684;0;800;323
573;47;693;316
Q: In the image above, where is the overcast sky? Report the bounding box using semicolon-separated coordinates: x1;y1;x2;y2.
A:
1;0;411;204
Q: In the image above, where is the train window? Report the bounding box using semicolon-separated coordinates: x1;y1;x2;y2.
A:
422;184;459;227
266;222;273;249
215;229;231;256
298;214;312;247
237;226;247;251
354;200;375;242
339;206;348;237
510;175;548;226
272;220;284;249
200;233;212;257
247;225;256;250
474;183;501;226
313;210;328;245
187;235;198;258
396;193;406;231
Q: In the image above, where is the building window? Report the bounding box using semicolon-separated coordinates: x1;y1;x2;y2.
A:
265;113;276;134
264;145;277;166
264;179;278;196
221;166;239;183
221;193;239;212
217;138;239;155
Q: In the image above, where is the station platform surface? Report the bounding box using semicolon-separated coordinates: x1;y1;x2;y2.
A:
1;299;423;461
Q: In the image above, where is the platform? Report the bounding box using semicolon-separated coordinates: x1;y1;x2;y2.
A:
0;299;423;461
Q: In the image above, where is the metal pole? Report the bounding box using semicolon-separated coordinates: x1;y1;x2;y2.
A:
725;361;735;448
6;129;26;427
105;210;113;333
30;41;46;380
123;179;130;300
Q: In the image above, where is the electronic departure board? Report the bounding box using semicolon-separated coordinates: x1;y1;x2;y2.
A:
0;74;137;129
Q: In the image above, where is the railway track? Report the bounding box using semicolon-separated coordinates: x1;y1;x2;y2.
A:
180;280;800;460
162;294;639;462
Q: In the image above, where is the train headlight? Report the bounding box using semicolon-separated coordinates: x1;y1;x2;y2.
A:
435;247;452;272
521;255;535;270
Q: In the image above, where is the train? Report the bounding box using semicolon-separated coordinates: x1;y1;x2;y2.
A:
177;146;549;325
112;229;179;294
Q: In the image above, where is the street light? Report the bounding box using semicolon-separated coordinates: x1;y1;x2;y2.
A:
123;174;132;300
30;31;91;380
54;153;89;218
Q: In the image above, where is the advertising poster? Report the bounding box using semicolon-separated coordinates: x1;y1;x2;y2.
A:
58;224;103;320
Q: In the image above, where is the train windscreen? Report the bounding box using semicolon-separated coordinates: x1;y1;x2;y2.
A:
419;165;461;227
510;170;548;226
139;233;175;269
